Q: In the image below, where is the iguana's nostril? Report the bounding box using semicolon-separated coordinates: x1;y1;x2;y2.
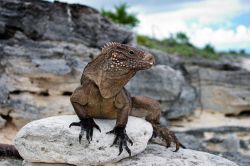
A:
143;54;155;64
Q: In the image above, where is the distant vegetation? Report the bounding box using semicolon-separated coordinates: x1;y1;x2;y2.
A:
102;4;246;59
137;34;246;59
101;3;139;27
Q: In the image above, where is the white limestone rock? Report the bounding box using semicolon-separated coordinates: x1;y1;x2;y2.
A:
14;115;152;165
23;161;73;166
118;144;238;166
22;144;239;166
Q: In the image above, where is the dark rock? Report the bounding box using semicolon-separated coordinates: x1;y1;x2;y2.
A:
126;65;198;119
0;0;133;47
127;65;183;101
166;84;198;119
221;152;250;166
175;133;204;151
240;140;250;150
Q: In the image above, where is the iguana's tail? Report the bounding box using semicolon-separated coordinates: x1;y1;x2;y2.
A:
0;143;22;159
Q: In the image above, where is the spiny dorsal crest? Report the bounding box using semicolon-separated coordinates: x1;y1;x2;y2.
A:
102;42;121;53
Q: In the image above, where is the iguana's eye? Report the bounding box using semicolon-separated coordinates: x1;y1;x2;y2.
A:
129;50;134;54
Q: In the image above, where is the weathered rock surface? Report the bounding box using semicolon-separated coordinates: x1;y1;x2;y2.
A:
23;161;73;166
172;110;250;166
118;144;238;166
14;115;153;165
0;116;6;128
22;144;238;166
0;157;22;166
175;131;250;166
180;56;250;115
222;152;250;166
126;65;198;119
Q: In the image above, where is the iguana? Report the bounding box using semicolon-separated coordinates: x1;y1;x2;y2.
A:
69;42;183;156
0;42;183;159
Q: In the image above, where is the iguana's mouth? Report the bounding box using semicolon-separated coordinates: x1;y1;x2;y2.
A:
136;61;154;70
142;53;155;66
137;53;155;69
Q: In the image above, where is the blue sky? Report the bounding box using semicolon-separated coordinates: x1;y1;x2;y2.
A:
48;0;250;53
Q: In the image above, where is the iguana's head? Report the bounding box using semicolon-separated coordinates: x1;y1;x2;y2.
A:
83;42;155;98
101;42;155;72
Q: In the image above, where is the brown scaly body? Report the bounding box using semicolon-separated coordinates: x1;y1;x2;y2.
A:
70;42;184;156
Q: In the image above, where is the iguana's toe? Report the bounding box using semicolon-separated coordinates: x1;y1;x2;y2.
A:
153;125;185;152
69;118;101;144
107;126;133;157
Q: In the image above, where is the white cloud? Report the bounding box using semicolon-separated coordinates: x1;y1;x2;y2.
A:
190;25;250;51
136;0;250;52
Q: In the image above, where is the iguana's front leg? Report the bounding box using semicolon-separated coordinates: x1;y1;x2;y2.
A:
69;102;101;143
69;86;101;143
107;92;133;156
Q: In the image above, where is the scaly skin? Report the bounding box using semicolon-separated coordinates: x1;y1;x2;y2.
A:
70;42;184;156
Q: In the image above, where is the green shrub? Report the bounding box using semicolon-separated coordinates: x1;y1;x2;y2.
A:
203;44;215;54
101;3;139;27
175;32;189;44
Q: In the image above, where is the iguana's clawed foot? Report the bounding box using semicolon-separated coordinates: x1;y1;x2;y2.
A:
69;118;101;143
107;126;133;157
153;125;185;152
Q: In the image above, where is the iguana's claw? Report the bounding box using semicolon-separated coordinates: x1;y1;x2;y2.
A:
153;125;184;152
69;118;101;143
107;126;133;157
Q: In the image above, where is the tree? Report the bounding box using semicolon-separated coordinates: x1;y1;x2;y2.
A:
175;32;189;44
239;49;245;55
203;44;215;53
101;3;139;27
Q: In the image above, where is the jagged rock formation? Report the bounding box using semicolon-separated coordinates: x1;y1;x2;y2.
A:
0;0;133;47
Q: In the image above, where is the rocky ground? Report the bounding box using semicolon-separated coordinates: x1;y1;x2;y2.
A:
0;0;250;165
13;115;238;166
